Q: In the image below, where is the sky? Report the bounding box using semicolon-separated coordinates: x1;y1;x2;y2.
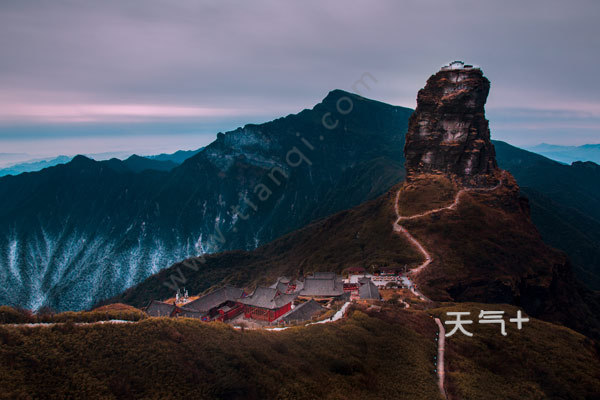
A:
1;0;599;163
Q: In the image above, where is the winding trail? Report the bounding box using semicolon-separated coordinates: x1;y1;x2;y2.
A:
393;173;505;292
434;317;447;398
393;172;505;399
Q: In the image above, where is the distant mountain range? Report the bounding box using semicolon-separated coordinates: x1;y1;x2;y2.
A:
526;143;600;164
0;148;204;177
0;155;73;177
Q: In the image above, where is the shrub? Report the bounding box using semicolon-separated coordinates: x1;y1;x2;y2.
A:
0;306;34;324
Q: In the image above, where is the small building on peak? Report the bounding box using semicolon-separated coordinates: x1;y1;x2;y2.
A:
440;60;478;71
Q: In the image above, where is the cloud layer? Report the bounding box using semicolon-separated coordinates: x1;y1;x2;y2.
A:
1;0;599;151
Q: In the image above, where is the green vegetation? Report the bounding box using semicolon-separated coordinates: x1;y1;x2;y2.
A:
0;306;34;324
429;303;600;400
0;306;442;400
0;304;146;325
396;174;457;216
1;303;597;399
396;174;600;340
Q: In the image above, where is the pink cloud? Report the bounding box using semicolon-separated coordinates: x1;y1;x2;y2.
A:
0;102;261;123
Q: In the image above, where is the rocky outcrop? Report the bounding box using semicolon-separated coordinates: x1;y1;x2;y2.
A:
404;62;499;186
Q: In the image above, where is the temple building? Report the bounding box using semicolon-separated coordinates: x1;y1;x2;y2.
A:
145;300;178;317
183;286;246;322
279;299;325;324
270;276;304;294
240;287;296;322
358;278;381;301
298;272;345;300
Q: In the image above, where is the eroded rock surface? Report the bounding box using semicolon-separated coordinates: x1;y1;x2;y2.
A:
405;63;499;186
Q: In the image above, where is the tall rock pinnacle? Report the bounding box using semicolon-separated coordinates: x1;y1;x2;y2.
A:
404;61;499;186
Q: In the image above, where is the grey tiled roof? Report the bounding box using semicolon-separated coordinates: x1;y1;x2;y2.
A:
299;274;344;297
184;286;244;312
359;280;381;300
312;272;337;280
290;279;304;292
274;281;289;293
270;277;304;294
176;307;205;319
357;276;371;285
146;300;176;317
281;300;325;323
240;287;296;309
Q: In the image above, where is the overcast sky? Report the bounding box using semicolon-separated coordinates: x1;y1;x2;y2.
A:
1;0;599;160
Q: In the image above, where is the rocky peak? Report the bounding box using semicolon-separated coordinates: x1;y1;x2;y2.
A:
404;62;499;186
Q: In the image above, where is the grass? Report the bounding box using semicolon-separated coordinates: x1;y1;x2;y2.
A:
429;303;600;400
396;174;457;216
0;304;146;325
1;302;597;399
394;173;600;339
0;305;442;400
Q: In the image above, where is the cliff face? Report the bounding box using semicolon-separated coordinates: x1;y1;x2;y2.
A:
404;65;499;186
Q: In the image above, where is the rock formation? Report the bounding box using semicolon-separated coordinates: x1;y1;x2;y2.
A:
404;61;499;186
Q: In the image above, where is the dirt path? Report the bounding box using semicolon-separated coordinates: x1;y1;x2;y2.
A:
393;172;505;399
434;317;447;399
394;173;505;287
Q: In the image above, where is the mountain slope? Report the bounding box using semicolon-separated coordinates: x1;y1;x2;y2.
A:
109;170;600;338
1;304;597;399
399;173;600;338
2;87;599;313
105;183;421;307
110;64;600;341
0;90;412;311
495;141;600;289
429;303;600;400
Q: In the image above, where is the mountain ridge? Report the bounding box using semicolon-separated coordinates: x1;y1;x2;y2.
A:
526;142;600;164
106;67;600;341
1;88;600;312
0;90;412;311
0;147;205;177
